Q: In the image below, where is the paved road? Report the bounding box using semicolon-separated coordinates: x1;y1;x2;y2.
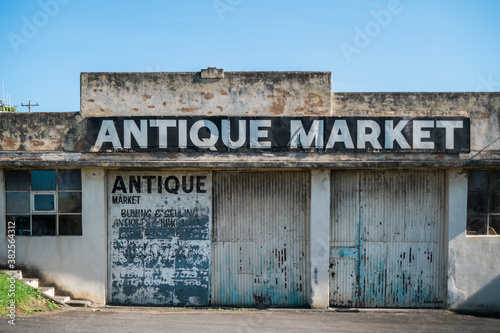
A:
1;307;499;333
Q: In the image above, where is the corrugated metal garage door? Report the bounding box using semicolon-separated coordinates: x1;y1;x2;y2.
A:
330;170;446;308
212;171;310;307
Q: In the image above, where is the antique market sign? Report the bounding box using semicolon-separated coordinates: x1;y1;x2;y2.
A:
108;171;211;306
87;116;470;153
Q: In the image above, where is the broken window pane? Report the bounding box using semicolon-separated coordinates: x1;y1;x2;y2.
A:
58;170;82;191
467;214;487;235
32;215;56;235
5;170;30;191
31;170;56;191
489;215;500;236
6;215;31;236
59;215;82;236
34;194;55;211
58;192;82;213
6;192;30;214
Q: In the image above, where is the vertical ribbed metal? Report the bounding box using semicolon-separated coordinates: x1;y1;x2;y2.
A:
330;170;446;308
330;171;360;306
212;171;310;307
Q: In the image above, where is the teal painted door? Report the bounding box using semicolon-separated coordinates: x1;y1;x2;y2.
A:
330;170;446;308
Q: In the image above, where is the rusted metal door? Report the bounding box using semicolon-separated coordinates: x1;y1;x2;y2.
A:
330;170;446;308
108;171;212;306
212;171;310;307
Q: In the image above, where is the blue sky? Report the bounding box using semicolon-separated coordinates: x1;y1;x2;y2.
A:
0;0;499;112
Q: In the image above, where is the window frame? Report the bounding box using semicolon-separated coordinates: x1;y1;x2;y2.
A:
466;169;500;237
32;192;58;213
4;169;82;236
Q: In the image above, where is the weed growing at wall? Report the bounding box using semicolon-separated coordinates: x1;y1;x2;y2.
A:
0;274;59;317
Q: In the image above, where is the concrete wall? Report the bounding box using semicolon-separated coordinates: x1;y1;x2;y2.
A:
0;112;84;152
332;92;500;155
81;71;332;117
446;169;500;313
0;169;107;304
1;90;500;168
310;170;331;308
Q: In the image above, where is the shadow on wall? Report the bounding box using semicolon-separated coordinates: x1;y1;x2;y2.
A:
0;263;93;302
455;274;500;314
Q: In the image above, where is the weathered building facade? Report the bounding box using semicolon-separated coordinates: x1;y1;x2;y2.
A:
0;69;499;312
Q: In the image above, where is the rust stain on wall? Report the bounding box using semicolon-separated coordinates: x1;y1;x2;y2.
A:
204;93;214;100
180;107;200;113
3;137;18;149
307;93;323;108
220;90;228;96
142;94;152;101
268;87;288;115
294;93;328;115
30;140;45;147
275;87;287;95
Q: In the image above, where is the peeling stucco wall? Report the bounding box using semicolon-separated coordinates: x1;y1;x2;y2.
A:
0;89;499;168
81;71;332;117
0;169;107;304
0;112;84;152
446;170;500;313
332;92;500;154
0;73;499;168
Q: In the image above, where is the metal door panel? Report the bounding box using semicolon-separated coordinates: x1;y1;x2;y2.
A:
330;170;445;308
212;171;310;307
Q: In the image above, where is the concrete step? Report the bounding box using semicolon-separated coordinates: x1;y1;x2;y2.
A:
0;270;23;279
21;278;39;288
2;269;90;308
65;300;92;307
39;287;55;297
52;296;71;303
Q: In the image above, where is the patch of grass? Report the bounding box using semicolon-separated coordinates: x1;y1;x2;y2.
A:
0;273;60;316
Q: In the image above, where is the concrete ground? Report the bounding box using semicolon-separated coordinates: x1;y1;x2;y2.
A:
1;307;499;333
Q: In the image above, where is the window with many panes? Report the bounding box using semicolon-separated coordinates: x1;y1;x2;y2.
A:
5;169;82;236
467;170;500;236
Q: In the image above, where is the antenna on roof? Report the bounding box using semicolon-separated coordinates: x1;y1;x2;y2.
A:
21;100;39;112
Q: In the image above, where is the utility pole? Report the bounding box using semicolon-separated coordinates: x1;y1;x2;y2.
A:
21;100;39;112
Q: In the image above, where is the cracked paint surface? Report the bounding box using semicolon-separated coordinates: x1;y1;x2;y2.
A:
108;171;211;306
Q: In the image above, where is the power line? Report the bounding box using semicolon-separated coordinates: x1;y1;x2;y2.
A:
21;100;39;112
